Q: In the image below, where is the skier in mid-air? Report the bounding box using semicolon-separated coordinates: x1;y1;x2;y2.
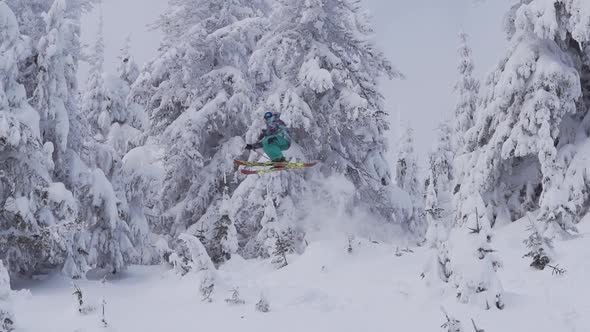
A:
245;111;291;163
238;111;317;174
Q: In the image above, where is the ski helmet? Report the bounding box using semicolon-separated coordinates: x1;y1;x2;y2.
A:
264;111;273;119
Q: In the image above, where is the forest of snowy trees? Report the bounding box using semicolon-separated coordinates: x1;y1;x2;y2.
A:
1;0;589;328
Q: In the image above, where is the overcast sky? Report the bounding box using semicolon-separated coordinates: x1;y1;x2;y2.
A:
81;0;513;160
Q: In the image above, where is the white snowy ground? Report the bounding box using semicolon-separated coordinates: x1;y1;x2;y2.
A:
12;216;590;332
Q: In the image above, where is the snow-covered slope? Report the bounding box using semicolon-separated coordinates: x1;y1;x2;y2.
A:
12;217;590;332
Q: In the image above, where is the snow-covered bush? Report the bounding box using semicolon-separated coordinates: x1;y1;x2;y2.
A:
117;36;140;87
271;230;294;269
255;293;270;312
225;288;245;305
178;233;215;272
199;271;216;303
450;192;504;310
440;308;462;332
120;146;164;264
72;284;96;315
79;169;134;274
523;216;552;270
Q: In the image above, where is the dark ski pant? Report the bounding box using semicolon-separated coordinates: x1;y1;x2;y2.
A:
263;135;290;161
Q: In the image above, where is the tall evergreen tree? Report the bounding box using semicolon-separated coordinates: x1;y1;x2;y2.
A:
82;11;110;139
428;122;454;197
80;9;136;273
130;0;267;260
230;0;409;257
0;0;47;277
395;127;426;237
457;0;590;234
33;0;84;170
109;37;155;264
450;0;590;308
422;122;454;284
207;187;238;266
529;0;590;237
5;0;53;99
1;0;134;278
117;36;140;87
452;32;479;153
0;1;86;278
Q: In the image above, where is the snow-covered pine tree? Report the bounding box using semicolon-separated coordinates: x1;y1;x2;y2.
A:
452;32;480;153
0;1;83;278
450;2;589;301
92;36;154;265
106;36;145;151
255;293;270;312
177;234;217;301
130;0;267;261
119;147;161;265
225;288;245;305
178;233;215;272
440;307;462;332
457;0;590;240
271;230;294;269
395;127;426;237
81;8;140;169
117;36;140;87
207;187;237;267
447;27;506;307
5;0;50;40
2;0;133;278
6;0;94;98
530;1;590;238
233;0;407;258
82;11;110;139
523;216;552;270
79;18;137;273
33;0;88;169
5;0;53;99
0;261;14;332
78;168;134;274
30;0;134;276
427;122;454;200
0;0;45;231
449;191;504;310
451;31;480;204
423;122;454;284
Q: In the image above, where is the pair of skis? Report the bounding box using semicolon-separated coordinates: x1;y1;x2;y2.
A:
234;159;319;175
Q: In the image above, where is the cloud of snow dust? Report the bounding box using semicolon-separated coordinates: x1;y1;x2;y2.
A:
300;174;406;244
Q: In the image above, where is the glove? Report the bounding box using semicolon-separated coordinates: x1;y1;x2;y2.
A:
258;132;266;140
245;144;254;150
267;137;277;144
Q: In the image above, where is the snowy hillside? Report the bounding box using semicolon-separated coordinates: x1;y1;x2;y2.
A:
10;215;590;332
